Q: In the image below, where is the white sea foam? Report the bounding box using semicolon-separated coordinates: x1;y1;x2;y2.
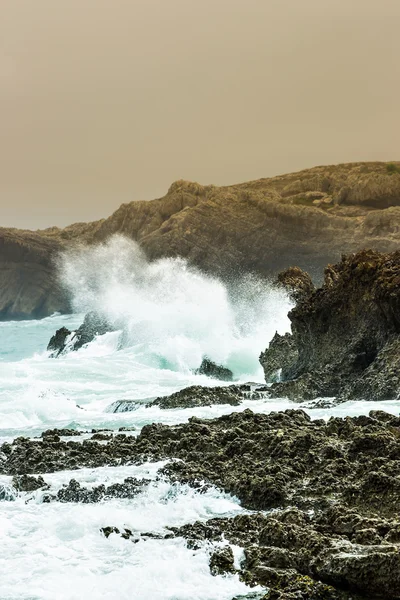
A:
0;463;256;600
1;237;400;599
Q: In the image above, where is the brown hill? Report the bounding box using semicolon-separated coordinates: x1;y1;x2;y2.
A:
1;161;400;319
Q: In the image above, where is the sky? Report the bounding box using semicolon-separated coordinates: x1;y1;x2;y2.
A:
1;0;399;229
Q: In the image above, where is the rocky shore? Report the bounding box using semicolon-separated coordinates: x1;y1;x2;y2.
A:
262;249;400;403
2;407;400;598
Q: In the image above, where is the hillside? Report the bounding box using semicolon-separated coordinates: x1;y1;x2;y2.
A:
1;161;400;319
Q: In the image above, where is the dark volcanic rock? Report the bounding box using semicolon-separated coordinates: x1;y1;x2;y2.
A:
12;474;48;492
275;266;315;304
209;546;236;576
260;333;298;383
169;509;398;599
5;408;400;522
147;385;244;409
195;358;234;381
5;407;400;598
262;250;400;401
48;311;115;357
57;477;148;503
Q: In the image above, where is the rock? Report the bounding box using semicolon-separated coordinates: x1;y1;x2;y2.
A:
12;474;47;492
41;428;82;437
3;162;400;320
57;477;148;503
259;333;298;383
275;267;315;304
47;311;115;356
262;250;400;402
4;407;400;597
147;385;244;409
47;327;72;356
0;228;70;320
195;358;233;381
209;546;236;576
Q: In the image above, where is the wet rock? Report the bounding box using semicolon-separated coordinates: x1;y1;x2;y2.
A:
195;358;234;382
260;333;298;383
12;474;48;492
47;327;71;357
209;546;236;576
261;250;400;402
275;266;315;304
41;428;82;437
148;385;244;409
48;311;115;357
57;477;148;503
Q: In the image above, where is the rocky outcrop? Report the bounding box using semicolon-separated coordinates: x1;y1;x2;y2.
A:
13;409;399;599
147;384;255;409
0;228;69;319
47;311;115;356
2;162;400;319
194;357;233;381
261;249;400;401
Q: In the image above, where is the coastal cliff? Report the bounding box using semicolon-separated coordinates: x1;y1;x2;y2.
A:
1;161;400;319
0;229;69;320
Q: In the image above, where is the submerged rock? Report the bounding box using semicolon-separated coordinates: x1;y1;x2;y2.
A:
261;250;400;401
195;358;234;381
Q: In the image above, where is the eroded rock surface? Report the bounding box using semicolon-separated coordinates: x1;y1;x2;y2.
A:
48;311;115;356
4;409;400;598
262;250;400;401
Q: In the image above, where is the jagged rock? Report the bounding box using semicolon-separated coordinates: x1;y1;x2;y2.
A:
147;385;243;409
195;357;233;381
41;428;82;437
12;474;47;492
57;477;148;503
47;311;115;357
47;327;72;356
275;267;315;304
209;546;236;576
260;333;298;383
4;408;400;521
262;250;400;401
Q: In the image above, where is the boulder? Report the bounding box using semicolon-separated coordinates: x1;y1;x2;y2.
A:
195;357;233;381
47;311;115;357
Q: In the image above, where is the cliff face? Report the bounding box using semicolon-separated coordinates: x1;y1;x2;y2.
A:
0;229;69;320
1;161;400;319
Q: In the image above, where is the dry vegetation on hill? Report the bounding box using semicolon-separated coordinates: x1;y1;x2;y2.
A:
1;162;400;319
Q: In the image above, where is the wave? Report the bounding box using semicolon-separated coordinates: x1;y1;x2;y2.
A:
59;235;293;377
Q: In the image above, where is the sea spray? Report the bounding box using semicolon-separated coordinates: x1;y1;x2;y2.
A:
58;235;293;376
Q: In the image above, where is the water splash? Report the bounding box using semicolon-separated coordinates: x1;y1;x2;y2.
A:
59;236;293;377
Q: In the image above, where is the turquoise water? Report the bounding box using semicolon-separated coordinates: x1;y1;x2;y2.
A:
1;238;399;600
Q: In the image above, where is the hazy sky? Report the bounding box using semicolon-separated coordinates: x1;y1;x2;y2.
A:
1;0;399;229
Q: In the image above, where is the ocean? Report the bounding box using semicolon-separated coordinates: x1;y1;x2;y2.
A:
1;237;399;599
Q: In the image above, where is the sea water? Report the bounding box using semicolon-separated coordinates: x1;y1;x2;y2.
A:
0;237;398;599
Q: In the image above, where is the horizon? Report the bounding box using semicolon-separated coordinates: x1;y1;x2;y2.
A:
1;0;399;229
